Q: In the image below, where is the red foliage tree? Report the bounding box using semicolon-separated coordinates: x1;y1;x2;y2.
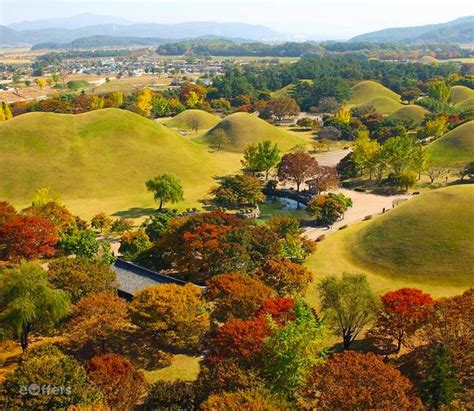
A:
205;273;274;322
299;351;422;410
277;150;320;191
0;215;58;261
22;202;75;233
0;201;16;227
369;288;434;353
255;297;296;325
86;354;148;410
206;317;271;367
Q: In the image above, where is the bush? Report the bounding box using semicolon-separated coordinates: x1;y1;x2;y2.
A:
142;380;196;410
316;234;326;242
363;215;373;221
339;224;348;230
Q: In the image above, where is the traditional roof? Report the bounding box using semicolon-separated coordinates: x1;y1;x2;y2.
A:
112;259;188;300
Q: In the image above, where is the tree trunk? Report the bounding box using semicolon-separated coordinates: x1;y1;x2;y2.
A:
101;338;106;354
158;198;163;210
343;333;352;350
296;181;301;192
20;324;31;352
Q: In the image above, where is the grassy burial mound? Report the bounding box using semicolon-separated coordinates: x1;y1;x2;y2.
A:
349;185;474;286
347;80;401;107
427;121;474;166
358;97;403;115
418;55;439;64
0;109;240;214
271;79;313;98
165;109;221;130
457;97;474;110
388;105;429;125
203;112;309;152
450;85;474;105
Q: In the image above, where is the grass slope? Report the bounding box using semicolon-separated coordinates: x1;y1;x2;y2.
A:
388;105;429;124
349;186;474;286
359;97;403;116
348;80;401;107
427;121;474;166
456;97;474;110
418;55;439;64
450;85;474;105
165;109;221;130
0;109;241;217
202;112;309;152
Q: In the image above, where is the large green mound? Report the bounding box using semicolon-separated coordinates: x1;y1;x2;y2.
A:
165;109;221;130
418;55;439;64
359;96;403;115
203;112;308;152
450;85;474;105
427;121;474;166
348;80;401;107
0;109;239;213
456;97;474;110
350;185;474;286
388;105;429;124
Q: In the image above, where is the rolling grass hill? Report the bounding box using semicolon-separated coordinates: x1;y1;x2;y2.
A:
348;186;474;287
0;109;241;217
165;109;221;130
202;112;309;152
388;105;429;124
358;97;403;115
450;85;474;105
271;79;313;98
348;80;401;106
457;97;474;110
418;55;439;64
427;121;474;166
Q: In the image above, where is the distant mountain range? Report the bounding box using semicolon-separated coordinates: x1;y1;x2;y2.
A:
350;16;474;43
0;15;286;46
1;14;473;47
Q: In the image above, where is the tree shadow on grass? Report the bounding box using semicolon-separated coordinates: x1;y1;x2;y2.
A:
112;207;156;218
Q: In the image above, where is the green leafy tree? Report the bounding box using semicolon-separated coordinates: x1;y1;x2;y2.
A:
59;228;100;258
31;187;63;207
146;173;184;210
91;212;112;233
428;80;451;103
111;217;134;234
318;273;378;349
2;344;102;409
242;140;281;180
0;262;70;351
119;229;152;261
352;130;381;180
208;129;229;151
422;345;460;410
143;211;176;242
210;174;265;209
263;299;326;398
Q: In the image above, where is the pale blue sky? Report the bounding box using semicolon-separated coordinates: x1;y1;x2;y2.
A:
1;0;473;38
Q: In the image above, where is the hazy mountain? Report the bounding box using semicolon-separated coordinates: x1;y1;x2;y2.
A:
0;18;285;46
351;16;474;43
8;13;133;30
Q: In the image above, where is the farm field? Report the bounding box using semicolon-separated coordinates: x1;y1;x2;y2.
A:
89;74;175;94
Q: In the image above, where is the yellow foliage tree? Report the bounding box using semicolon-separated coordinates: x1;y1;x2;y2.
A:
129;284;210;350
335;107;351;124
35;78;47;90
3;102;13;120
0;104;5;124
135;88;154;117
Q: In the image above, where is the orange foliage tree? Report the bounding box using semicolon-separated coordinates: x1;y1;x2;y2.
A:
254;258;313;296
205;273;274;322
67;292;131;354
299;351;422;410
277;150;320;191
21;202;75;233
86;354;148;409
0;215;58;261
